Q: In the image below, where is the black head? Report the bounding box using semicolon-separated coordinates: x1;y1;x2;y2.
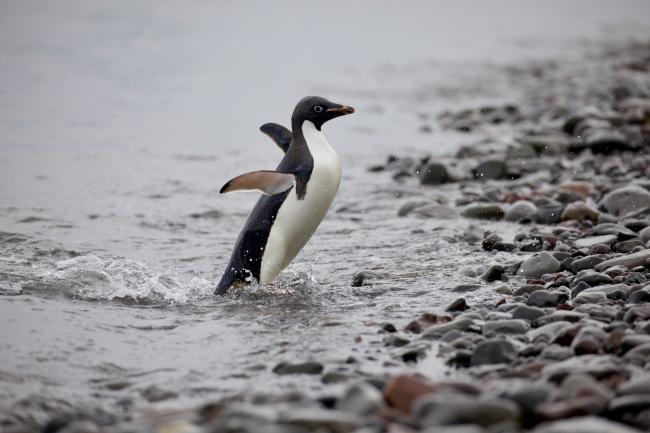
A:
291;96;355;130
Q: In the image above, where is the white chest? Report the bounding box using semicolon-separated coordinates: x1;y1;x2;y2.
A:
259;121;341;284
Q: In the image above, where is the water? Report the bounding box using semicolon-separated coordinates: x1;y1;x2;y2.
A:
1;0;649;425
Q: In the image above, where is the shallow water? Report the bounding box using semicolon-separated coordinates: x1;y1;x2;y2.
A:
1;0;650;424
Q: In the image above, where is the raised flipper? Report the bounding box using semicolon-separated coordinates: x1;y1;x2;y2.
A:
260;123;292;153
220;170;295;196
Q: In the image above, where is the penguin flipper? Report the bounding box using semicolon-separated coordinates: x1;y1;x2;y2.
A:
260;123;292;153
220;170;295;196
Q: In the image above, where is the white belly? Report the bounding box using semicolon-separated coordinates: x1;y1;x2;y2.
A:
259;121;341;284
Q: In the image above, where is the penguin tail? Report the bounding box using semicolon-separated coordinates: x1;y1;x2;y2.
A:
215;272;236;295
215;268;249;295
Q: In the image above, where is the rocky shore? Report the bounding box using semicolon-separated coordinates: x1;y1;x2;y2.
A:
10;42;650;433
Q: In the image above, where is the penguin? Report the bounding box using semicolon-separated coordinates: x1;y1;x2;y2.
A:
215;96;354;295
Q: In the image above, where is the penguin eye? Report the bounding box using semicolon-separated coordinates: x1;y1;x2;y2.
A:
313;105;323;113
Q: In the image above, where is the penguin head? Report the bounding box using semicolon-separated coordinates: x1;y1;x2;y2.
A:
292;96;355;130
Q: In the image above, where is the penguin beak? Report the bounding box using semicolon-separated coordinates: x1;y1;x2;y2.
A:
327;105;355;115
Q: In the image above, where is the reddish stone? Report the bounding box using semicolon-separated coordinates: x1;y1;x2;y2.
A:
383;374;437;413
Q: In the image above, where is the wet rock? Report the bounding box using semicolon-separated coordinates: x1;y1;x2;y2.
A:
528;290;568;308
528;322;574;343
506;200;538;222
470;339;517;366
336;382;384;416
398;200;429;217
420;426;486;433
571;326;607;355
280;408;361;433
541;344;574;361
623;305;650;323
351;270;384;287
452;283;481;292
600;185;650;217
534;396;608;421
530;416;641;433
461;204;505;220
481;233;515;252
412;204;459;219
141;385;178;402
272;361;324;375
561;202;600;222
573;270;613;287
481;264;506;282
419;162;450;185
483;319;529;335
388;156;416;179
422;318;475;339
574;235;618;249
537;310;587;325
413;393;520;427
542;355;630;384
557;376;612;412
472;160;507;180
321;371;352;384
405;313;450;334
512;305;546;322
384;334;410;347
534;205;566;225
571;255;607;273
630;287;650;303
617;374;650;395
518;252;561;278
463;225;484;244
640;226;650;243
608;394;650;428
595;249;650;271
383;374;437;413
615;239;646;253
593;223;639;240
513;284;545;296
446;298;469;312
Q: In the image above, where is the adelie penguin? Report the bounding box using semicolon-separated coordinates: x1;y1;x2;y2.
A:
215;96;355;294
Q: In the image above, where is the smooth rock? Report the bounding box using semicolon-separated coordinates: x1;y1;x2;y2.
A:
511;305;546;322
472;160;508;180
574;235;618;249
518;252;561;278
273;361;324;375
527;290;568;308
280;408;362;433
573;270;613;287
483;319;529;335
336;382;384;416
383;374;437;413
422;319;475;339
530;416;642;433
534;205;566;224
571;255;607;273
505;200;538;222
413;394;520;428
419;162;450;185
470;339;517;366
461;204;505;220
561;202;600;222
481;264;505;282
412;204;459;219
600;185;650;217
595;249;650;271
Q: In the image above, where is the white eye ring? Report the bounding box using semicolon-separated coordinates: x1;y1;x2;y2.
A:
313;106;323;113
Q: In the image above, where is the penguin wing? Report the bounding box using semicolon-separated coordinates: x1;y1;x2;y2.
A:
260;123;291;153
220;170;295;196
